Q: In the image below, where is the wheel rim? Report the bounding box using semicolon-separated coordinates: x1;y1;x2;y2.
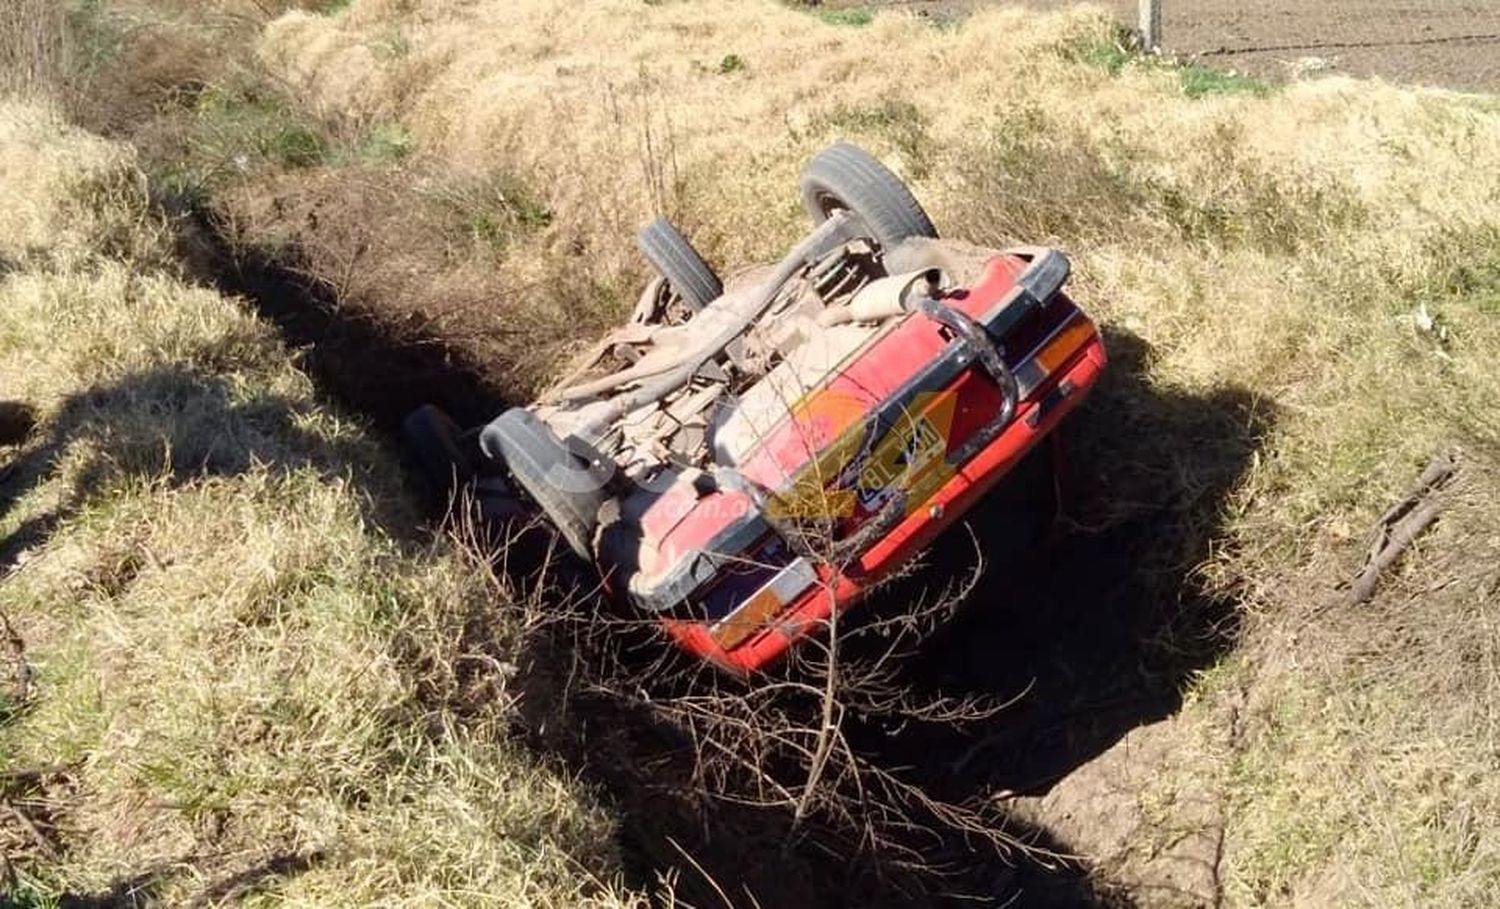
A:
815;191;849;221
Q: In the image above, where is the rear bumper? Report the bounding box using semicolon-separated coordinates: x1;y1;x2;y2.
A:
663;334;1107;674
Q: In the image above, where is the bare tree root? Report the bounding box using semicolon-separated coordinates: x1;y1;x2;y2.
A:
1346;449;1458;607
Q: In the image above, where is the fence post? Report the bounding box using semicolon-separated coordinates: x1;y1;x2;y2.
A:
1138;0;1161;53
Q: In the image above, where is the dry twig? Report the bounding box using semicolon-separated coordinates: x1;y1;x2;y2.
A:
1346;449;1458;607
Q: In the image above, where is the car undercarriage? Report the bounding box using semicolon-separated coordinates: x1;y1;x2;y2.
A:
404;143;1106;673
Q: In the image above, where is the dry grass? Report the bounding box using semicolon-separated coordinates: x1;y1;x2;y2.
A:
0;0;68;102
0;100;642;907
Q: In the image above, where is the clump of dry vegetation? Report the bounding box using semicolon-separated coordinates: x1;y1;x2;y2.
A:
0;1;65;102
0;100;642;907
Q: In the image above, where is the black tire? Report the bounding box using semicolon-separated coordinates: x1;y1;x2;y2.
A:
470;477;531;528
799;142;937;249
402;404;475;494
478;408;610;560
636;218;723;311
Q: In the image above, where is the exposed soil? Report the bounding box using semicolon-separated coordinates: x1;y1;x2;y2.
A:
841;0;1500;92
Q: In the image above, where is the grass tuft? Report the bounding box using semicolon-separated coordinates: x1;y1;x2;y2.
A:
1071;35;1134;75
813;99;933;177
1181;63;1273;98
188;79;334;177
428;170;556;255
348;119;415;163
817;8;873;27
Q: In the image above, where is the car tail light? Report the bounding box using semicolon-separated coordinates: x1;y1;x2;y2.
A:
1034;316;1095;375
708;556;819;649
1013;312;1097;399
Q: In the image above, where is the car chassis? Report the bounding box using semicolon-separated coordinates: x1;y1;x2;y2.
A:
405;143;1106;674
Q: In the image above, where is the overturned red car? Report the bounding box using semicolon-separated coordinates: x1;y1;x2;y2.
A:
405;143;1106;674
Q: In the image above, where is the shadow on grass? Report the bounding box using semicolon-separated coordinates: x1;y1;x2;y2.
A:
52;869;167;909
0;403;37;448
0;367;411;579
0;366;388;903
0;848;326;908
866;326;1270;801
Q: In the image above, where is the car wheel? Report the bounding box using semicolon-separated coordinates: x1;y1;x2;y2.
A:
636;218;724;311
402;404;476;494
799;142;937;249
478;408;610;560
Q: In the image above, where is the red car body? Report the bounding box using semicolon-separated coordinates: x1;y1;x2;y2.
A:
596;249;1106;674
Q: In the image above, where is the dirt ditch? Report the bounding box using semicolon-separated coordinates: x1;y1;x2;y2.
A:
183;209;1083;906
179;204;1265;907
80;9;1272;897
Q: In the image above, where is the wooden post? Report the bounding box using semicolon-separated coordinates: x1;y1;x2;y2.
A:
1138;0;1161;53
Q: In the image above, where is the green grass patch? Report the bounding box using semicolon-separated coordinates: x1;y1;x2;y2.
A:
1181;63;1273;98
427;172;555;257
1055;21;1137;74
151;82;422;202
347;120;416;164
817;8;872;27
268;123;329;167
1076;36;1133;75
192;81;332;172
1057;25;1276;98
717;53;746;74
779;0;872;27
0;882;57;909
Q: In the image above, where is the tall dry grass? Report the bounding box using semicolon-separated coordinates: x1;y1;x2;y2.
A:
0;0;68;101
249;0;1500;547
0;100;642;907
